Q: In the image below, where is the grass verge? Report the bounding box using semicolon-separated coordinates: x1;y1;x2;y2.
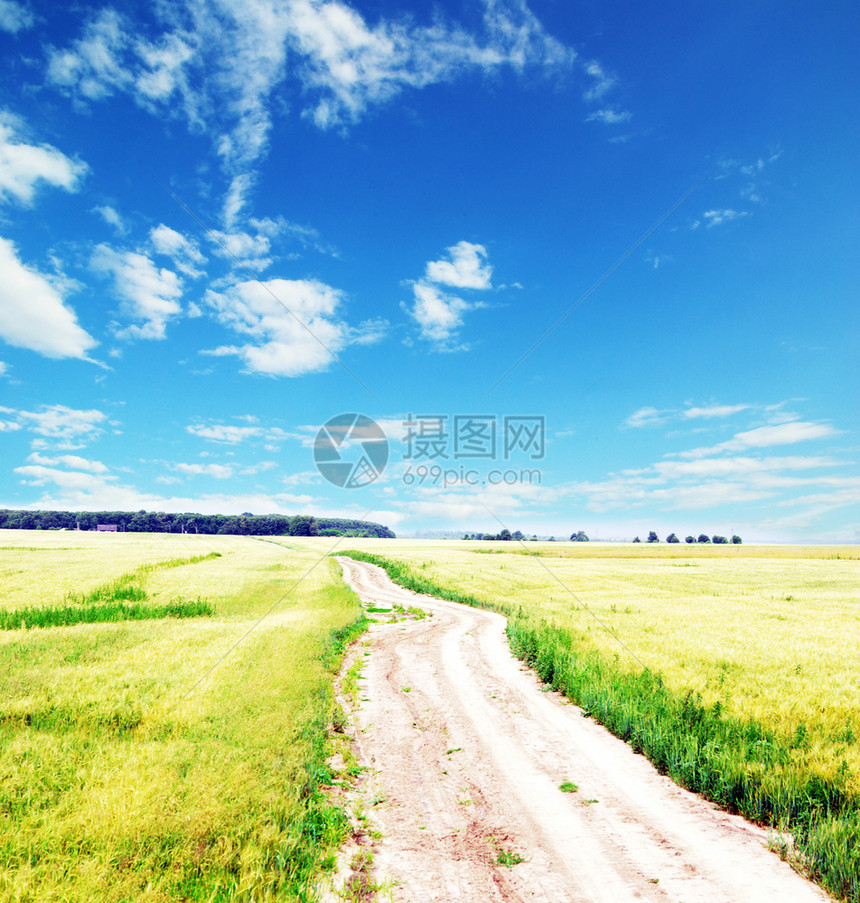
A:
338;550;859;903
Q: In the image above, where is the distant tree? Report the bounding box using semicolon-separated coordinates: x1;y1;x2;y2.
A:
713;535;728;544
499;529;512;541
647;531;659;543
666;533;680;543
569;531;589;542
731;534;743;544
633;536;641;543
685;535;696;544
512;530;524;542
697;533;710;543
290;515;316;536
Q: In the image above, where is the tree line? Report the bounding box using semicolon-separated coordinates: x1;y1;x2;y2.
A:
633;531;741;544
0;509;395;539
461;530;590;542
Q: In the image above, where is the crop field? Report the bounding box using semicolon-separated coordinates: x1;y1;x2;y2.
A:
3;531;858;901
332;539;860;900
0;530;363;902
330;539;860;787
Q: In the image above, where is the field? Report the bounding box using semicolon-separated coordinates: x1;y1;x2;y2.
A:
0;530;364;902
329;539;860;790
2;531;858;901
331;538;860;900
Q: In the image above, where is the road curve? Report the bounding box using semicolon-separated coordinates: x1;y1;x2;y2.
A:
335;556;832;903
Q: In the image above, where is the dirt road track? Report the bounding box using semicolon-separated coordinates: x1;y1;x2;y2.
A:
334;557;831;903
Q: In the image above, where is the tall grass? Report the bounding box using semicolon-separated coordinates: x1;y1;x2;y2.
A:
0;537;366;901
0;552;222;630
0;597;213;630
339;550;860;903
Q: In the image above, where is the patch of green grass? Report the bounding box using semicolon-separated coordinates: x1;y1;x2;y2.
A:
0;597;213;630
559;781;578;793
496;848;527;867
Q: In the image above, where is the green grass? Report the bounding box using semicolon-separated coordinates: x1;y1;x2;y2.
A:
0;552;223;630
0;597;214;630
0;531;367;901
338;547;860;903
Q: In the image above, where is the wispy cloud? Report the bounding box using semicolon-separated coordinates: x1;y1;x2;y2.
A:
91;244;183;340
682;404;750;419
624;406;672;428
3;404;107;449
0;110;87;205
26;452;109;473
677;420;840;459
586;107;631;125
172;462;235;479
404;240;493;350
149;225;206;278
187;423;264;443
582;59;616;101
204;276;385;376
0;237;97;360
702;208;748;228
46;0;576;222
0;0;32;32
91;204;127;234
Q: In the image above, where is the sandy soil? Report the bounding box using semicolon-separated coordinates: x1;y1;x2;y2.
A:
331;556;832;903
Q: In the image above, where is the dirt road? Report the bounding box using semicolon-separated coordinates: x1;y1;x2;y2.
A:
334;557;831;903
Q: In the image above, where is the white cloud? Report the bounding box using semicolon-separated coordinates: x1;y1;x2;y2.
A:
288;0;574;129
47;9;133;100
624;406;671;428
0;360;6;376
653;455;841;481
26;452;109;473
209;226;276;271
586;107;631;125
149;224;206;277
92;204;127;234
627;401;754;429
47;1;575;222
679;420;839;459
14;464;116;492
187;423;263;443
682;404;750;419
582;60;616;101
0;0;33;32
425;241;492;289
0;111;87;205
0;237;97;360
205;276;381;376
404;240;494;349
7;404;107;449
702;208;748;227
91;244;183;340
405;282;473;349
173;462;235;479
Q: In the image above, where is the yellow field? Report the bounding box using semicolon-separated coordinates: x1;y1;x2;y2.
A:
0;530;361;902
3;530;857;899
321;538;860;795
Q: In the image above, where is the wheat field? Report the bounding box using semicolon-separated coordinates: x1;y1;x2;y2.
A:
0;530;361;902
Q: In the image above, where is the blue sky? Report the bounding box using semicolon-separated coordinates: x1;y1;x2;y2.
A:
0;0;857;541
